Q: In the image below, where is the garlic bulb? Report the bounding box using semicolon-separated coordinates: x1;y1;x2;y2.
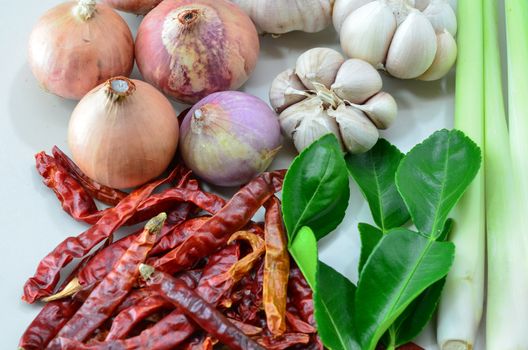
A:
270;48;398;154
230;0;333;35
337;0;457;81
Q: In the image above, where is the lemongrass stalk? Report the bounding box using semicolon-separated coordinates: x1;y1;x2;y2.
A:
506;0;528;205
485;0;528;348
436;1;485;349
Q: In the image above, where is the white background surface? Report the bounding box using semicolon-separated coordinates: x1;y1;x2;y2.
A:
0;0;485;348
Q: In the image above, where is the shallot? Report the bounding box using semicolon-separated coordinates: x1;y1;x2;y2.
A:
135;0;260;104
68;77;179;189
102;0;162;15
179;91;282;187
28;0;134;100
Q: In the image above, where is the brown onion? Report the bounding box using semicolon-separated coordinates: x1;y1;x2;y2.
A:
101;0;162;15
68;77;179;189
28;0;134;100
135;0;260;104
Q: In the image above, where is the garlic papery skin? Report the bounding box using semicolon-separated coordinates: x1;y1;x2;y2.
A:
28;0;134;100
331;58;382;104
423;0;457;35
340;1;397;68
333;0;373;33
269;69;308;113
292;106;343;152
328;104;379;154
385;9;437;79
353;91;397;129
419;30;457;81
230;0;333;34
295;48;345;90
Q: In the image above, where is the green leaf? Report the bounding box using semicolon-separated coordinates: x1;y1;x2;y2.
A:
346;139;410;231
315;262;360;350
392;278;446;346
289;226;318;290
396;129;481;237
283;134;350;241
358;223;383;276
354;228;455;350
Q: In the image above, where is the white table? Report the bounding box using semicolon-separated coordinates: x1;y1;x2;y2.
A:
0;1;485;348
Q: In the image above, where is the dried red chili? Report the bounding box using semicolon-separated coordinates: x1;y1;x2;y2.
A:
52;146;128;206
263;196;290;335
182;334;217;350
18;299;81;350
140;265;265;350
256;333;311;350
105;269;202;341
288;266;315;326
18;244;104;350
226;231;265;283
105;294;170;340
47;213;166;346
195;244;241;304
48;311;195;350
155;170;285;274
22;168;179;303
76;219;182;289
285;311;316;334
150;216;210;256
35;151;99;223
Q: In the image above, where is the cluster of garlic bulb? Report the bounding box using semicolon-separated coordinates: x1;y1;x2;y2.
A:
270;48;397;154
334;0;457;81
230;0;333;35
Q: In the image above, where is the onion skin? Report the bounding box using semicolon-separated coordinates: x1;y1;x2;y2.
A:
68;77;179;189
101;0;162;15
180;91;281;187
28;1;134;100
135;0;260;104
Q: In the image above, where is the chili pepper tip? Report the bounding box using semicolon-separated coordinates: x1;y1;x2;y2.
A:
139;264;155;281
145;212;167;233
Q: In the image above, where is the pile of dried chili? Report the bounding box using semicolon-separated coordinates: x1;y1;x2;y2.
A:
18;148;322;350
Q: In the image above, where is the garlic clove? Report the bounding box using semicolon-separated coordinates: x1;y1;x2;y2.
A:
418;30;457;81
279;97;324;139
329;104;379;154
356;91;398;129
295;48;345;90
414;0;431;10
331;58;383;104
385;9;437;79
269;69;308;113
230;0;333;34
292;108;343;152
333;0;374;33
340;1;397;68
423;0;457;36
